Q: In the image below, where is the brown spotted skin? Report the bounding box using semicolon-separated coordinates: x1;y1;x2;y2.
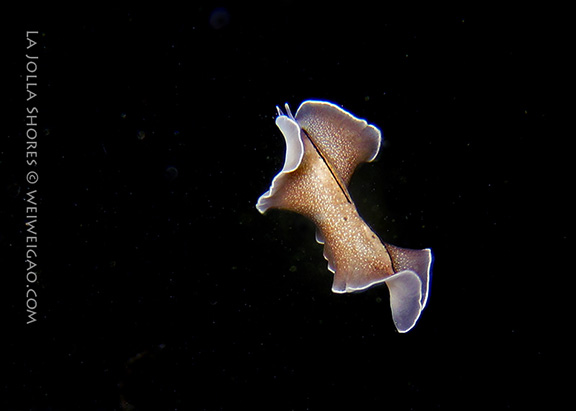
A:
257;101;432;332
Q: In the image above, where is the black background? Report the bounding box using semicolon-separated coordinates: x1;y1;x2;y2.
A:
4;5;569;410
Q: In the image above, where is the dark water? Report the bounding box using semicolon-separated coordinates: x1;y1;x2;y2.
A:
5;5;568;410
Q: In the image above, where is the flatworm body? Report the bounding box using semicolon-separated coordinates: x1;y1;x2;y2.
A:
257;101;432;332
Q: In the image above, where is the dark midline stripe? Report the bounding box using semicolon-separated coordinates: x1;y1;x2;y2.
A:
301;127;352;204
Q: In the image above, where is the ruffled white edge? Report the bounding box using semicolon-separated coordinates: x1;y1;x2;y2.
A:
256;101;430;333
256;106;304;214
295;100;381;162
331;248;432;333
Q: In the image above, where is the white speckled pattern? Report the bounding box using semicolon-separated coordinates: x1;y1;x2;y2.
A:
257;101;432;332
